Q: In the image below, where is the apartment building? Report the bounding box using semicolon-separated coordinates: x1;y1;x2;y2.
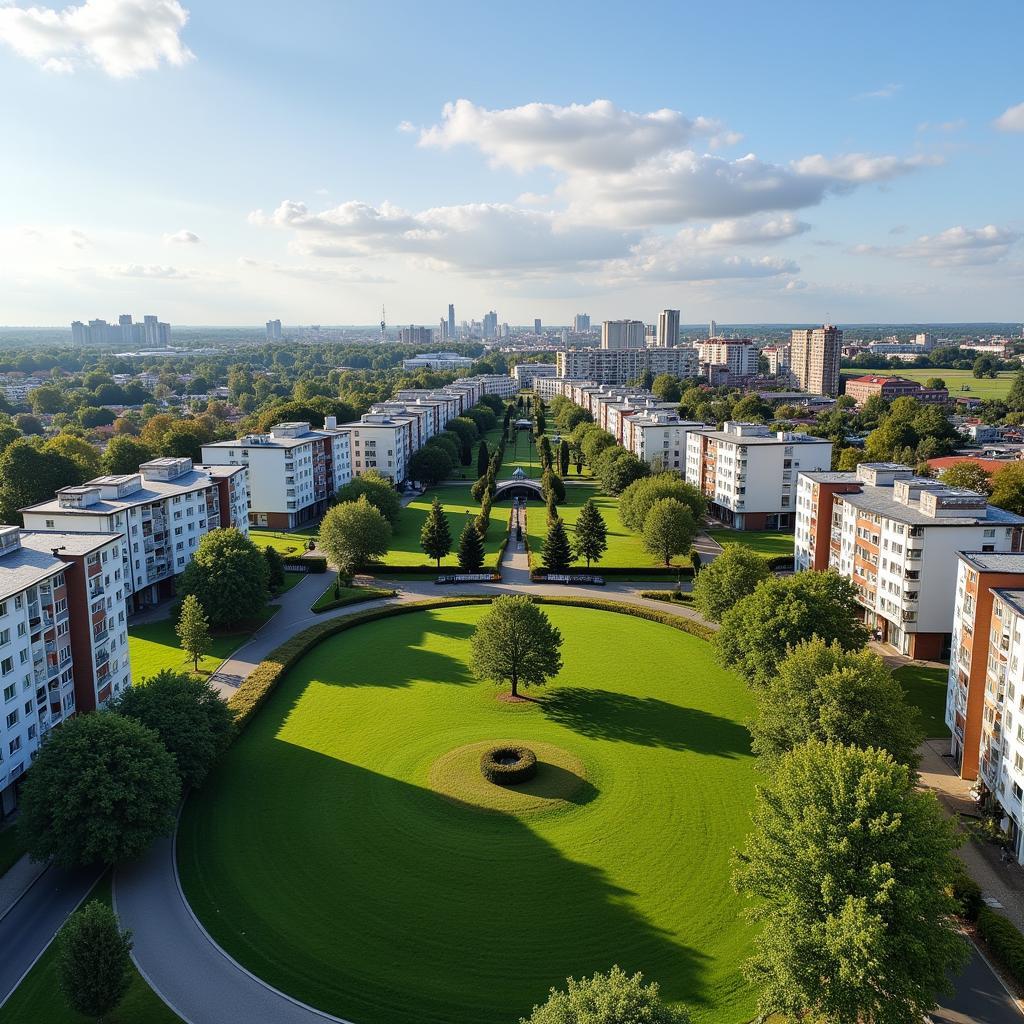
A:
338;413;414;483
22;458;250;612
622;410;706;473
202;422;351;529
796;463;1024;658
513;363;557;387
762;344;791;377
696;339;759;380
685;422;832;531
791;324;843;397
556;347;698;385
843;374;949;406
601;320;646;349
0;526;132;814
401;352;473;371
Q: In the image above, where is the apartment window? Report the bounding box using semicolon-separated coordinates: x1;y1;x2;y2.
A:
8;737;20;755
0;629;8;646
0;657;11;677
45;519;54;528
2;684;14;702
5;710;17;728
0;602;6;617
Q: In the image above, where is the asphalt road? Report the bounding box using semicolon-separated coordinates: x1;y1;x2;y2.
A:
0;862;100;1007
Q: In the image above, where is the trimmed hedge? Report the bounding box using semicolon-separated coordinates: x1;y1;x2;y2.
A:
639;590;692;605
765;555;794;571
283;553;328;574
226;598;492;732
311;586;397;614
226;594;717;735
532;565;693;579
480;745;537;785
978;905;1024;984
951;860;983;922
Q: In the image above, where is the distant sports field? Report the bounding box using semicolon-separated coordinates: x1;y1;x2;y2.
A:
841;368;1017;400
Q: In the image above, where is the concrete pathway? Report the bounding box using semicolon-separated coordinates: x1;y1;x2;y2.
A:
0;852;47;921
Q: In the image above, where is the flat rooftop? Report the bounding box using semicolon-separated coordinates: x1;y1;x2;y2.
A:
959;552;1024;573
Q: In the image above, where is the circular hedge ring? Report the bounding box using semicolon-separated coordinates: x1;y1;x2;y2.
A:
480;744;537;785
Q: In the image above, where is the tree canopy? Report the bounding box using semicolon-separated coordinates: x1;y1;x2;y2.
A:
733;741;966;1024
319;496;392;576
471;595;563;698
619;473;706;533
690;543;770;622
642;497;697;566
335;469;402;524
57;901;133;1020
177;527;269;627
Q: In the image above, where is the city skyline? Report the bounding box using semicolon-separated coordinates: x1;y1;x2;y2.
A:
0;0;1022;326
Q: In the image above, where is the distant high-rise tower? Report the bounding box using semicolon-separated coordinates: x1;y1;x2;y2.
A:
447;303;455;340
143;315;159;348
439;317;448;342
119;314;133;345
601;320;645;350
482;310;498;339
380;305;386;341
573;313;591;333
71;321;86;346
265;319;282;341
709;320;718;339
791;324;843;397
534;318;542;335
656;309;680;348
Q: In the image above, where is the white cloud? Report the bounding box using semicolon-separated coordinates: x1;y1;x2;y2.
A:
109;263;188;278
854;224;1022;267
418;98;721;173
855;83;902;100
0;0;193;77
789;152;942;184
237;257;393;284
994;101;1024;133
163;228;200;245
917;119;967;133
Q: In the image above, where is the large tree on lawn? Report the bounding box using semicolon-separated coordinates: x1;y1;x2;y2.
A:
57;901;133;1020
716;571;867;688
573;498;607;568
335;469;401;524
641;498;697;566
114;669;234;789
419;496;452;567
18;713;179;867
751;638;922;767
177;527;269;628
733;741;966;1024
457;518;485;572
690;543;770;622
471;595;563;698
319;496;392;577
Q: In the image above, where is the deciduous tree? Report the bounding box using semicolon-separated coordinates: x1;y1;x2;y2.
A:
57;901;133;1020
178;527;269;627
409;444;452;486
101;434;152;475
176;594;212;670
471;595;563;698
319;496;392;577
335;469;401;524
733;741;966;1024
642;498;697;566
691;543;770;622
619;473;705;532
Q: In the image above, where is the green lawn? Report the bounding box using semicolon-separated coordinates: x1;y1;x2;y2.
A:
894;664;951;738
310;581;396;613
380;485;510;568
500;417;592;481
128;607;276;682
248;529;310;557
706;529;794;559
0;875;179;1024
529;486;690;569
840;368;1017;400
178;605;758;1024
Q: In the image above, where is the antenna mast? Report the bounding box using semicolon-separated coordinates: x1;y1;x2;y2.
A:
380;305;386;341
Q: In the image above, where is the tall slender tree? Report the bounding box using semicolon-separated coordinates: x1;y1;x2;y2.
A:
457;519;485;572
573;498;607;568
558;438;570;476
419;497;452;568
477;439;490;478
175;594;211;671
543;517;572;571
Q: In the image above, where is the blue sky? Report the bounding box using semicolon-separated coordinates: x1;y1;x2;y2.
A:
0;0;1021;326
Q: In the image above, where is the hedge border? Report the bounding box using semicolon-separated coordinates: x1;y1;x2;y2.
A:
532;565;692;579
310;586;397;615
480;745;537;785
977;905;1024;985
226;594;717;735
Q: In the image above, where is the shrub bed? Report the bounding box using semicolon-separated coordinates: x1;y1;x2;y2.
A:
639;590;693;604
532;565;692;579
951;860;983;921
977;905;1024;983
532;596;716;642
480;745;537;785
283;553;328;574
311;585;397;614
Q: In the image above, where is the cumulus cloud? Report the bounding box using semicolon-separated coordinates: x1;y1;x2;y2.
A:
418;98;721;173
995;101;1024;132
0;0;193;77
109;263;188;278
163;228;199;245
855;83;902;100
855;225;1021;267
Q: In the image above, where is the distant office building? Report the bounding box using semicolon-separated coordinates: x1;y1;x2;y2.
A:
655;310;680;348
601;320;645;350
266;319;282;341
791;324;843;397
72;315;169;347
762;343;791;377
513;363;557;387
401;352;474;371
573;313;591;333
709;320;718;338
399;326;435;346
447;304;456;340
843;375;949;407
533;318;542;335
696;339;759;380
482;311;498;339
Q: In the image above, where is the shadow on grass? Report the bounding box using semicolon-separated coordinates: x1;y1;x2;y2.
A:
516;762;598;805
180;740;712;1024
540;687;752;757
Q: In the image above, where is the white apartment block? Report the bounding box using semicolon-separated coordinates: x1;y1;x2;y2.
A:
622;410;706;473
601;320;646;349
0;526;132;814
796;463;1024;659
22;458;249;612
401;352;474;371
696;339;759;379
338;414;413;483
513;363;557;387
556;347;698;385
685;422;832;532
202;422;350;530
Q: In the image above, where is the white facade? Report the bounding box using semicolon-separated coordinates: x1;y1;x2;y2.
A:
601;320;646;349
623;410;706;473
557;347;699;385
655;310;680;348
513;363;557;387
696;339;759;379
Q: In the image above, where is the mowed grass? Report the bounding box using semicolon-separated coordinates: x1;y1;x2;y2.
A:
0;875;179;1024
841;368;1017;400
380;484;510;568
894;664;951;738
248;529;309;557
707;529;794;559
529;486;689;569
128;608;276;681
178;605;759;1024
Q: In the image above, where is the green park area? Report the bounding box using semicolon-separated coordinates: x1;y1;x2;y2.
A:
707;529;794;559
841;368;1017;400
178;604;758;1024
894;664;951;738
127;607;276;681
0;875;178;1024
